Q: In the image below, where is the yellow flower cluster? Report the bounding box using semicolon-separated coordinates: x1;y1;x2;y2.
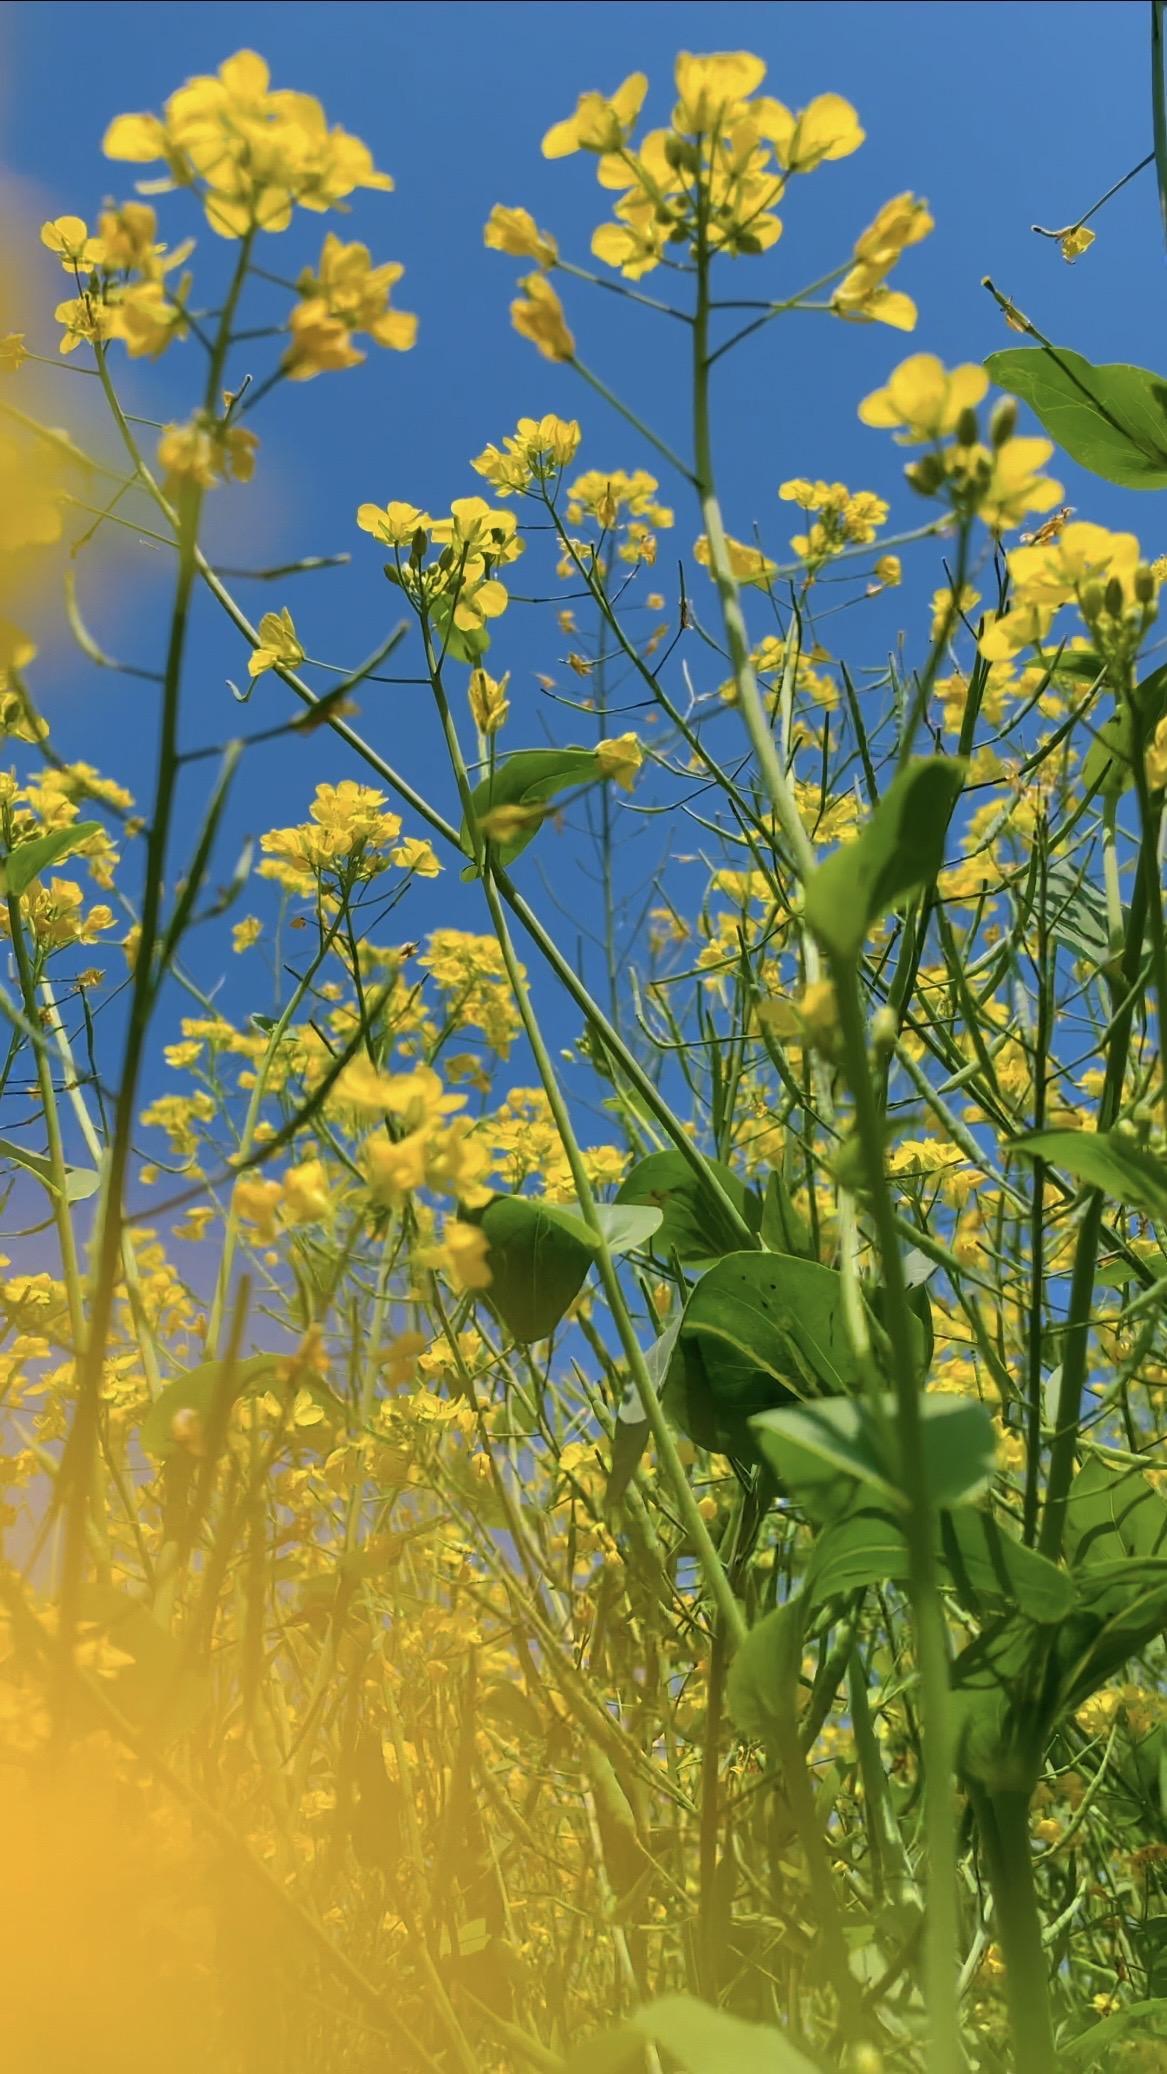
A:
103;49;393;240
357;495;523;636
258;780;439;892
979;522;1153;664
42;208;192;361
778;478;889;569
860;353;1064;534
284;232;416;380
472;415;582;496
544;54;862;281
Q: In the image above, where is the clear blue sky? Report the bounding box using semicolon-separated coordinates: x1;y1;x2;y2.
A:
0;1;1160;1125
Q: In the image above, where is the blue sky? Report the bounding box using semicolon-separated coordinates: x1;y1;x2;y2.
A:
0;1;1161;1137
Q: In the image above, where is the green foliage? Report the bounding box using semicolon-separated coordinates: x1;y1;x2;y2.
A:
459;746;601;872
473;1191;661;1341
616;1148;763;1263
803;757;966;961
1011;1126;1167;1221
986;345;1167;487
0;822;103;898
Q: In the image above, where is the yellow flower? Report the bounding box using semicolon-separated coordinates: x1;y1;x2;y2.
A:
1147;715;1167;792
104;51;393;240
542;73;648;157
468;667;511;736
472;414;581;494
976;438;1062;534
285;233;416;378
833;193;933;331
40;216;106;269
1060;225;1095;263
858;354;989;442
694;532;776;587
439;1217;493;1293
0;335;28;373
232;1174;283;1242
280;1158;331;1225
390;836;441;877
247;607;304;681
232;915;262;952
484;205;558;267
596;732;644;791
511;274;574;362
157;417;257;490
755;93;864;172
672;52;766;133
356;500;430;547
283;304;365;380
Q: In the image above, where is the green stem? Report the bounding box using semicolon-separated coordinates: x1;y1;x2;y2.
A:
832;959;962;2072
424;631;746;1646
971;1785;1056;2074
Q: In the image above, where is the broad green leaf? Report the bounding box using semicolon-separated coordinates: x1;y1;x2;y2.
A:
1060;2000;1167;2069
471;1194;661;1344
749;1393;996;1519
760;1166;815;1257
568;1993;817;2074
939;1508;1073;1624
950;1614;1051;1789
78;1583;211;1736
139;1353;279;1460
726;1601;800;1742
804;1505;1071;1622
1055;1558;1167;1715
663;1252;861;1460
0;1136;100;1203
803;757;966;962
0;820;103;899
1040;859;1116;967
460;747;600;873
538;1198;663;1257
1063;1451;1167;1569
1011;1128;1167;1222
474;1193;594;1341
616;1149;761;1263
985;345;1167;487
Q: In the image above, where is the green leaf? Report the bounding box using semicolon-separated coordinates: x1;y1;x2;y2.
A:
986;345;1167;488
1064;1451;1167;1569
803;757;966;962
663;1252;861;1460
470;1194;661;1344
726;1600;800;1741
0;1136;100;1203
1060;2000;1167;2069
569;1994;817;2074
78;1584;211;1736
0;821;103;899
760;1166;815;1257
1080;666;1167;800
1010;1128;1167;1222
460;747;600;873
939;1509;1073;1624
475;1194;594;1341
616;1149;761;1264
749;1393;996;1519
139;1354;279;1461
1055;1556;1167;1713
1041;859;1117;967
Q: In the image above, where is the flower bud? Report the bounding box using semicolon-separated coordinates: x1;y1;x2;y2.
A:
1080;581;1106;624
904;454;946;498
871;1005;898;1052
989;396;1017;447
1104;574;1125;620
664;134;701;175
955;405;980;448
1135;562;1156;604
